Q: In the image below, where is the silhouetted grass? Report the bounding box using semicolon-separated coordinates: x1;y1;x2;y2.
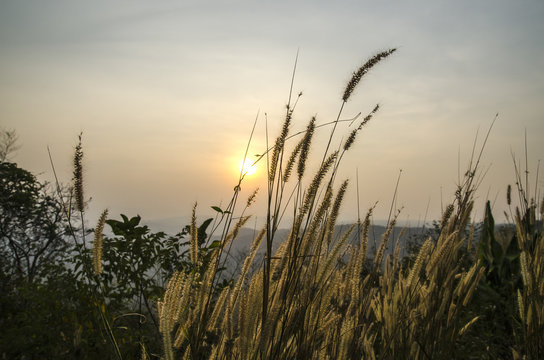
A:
69;49;544;359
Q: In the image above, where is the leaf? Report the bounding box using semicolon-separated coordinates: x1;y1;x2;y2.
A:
200;218;213;233
211;206;223;213
479;201;496;265
208;240;222;249
197;218;213;245
129;215;141;227
505;237;521;262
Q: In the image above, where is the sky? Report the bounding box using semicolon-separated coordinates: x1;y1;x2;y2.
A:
1;0;543;230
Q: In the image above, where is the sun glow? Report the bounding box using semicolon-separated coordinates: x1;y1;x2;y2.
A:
239;158;258;176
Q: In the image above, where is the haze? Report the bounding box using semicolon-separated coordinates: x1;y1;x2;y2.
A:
1;1;543;228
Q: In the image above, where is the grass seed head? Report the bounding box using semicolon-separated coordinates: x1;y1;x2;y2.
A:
92;209;108;275
342;49;396;102
343;104;380;151
73;133;85;212
297;116;316;180
282;141;302;183
246;188;259;207
190;203;198;265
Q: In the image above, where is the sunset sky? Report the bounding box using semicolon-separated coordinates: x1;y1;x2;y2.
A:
1;1;543;229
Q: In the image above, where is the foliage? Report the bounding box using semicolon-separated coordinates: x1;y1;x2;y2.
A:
513;199;544;358
478;201;521;290
0;161;69;282
0;161;110;358
153;50;542;360
153;49;486;360
75;213;221;358
0;264;113;359
2;51;543;359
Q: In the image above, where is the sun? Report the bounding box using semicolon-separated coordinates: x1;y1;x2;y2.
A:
239;158;258;176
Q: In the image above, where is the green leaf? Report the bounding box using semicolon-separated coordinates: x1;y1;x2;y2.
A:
128;215;141;227
211;206;223;213
200;218;213;233
208;240;222;249
504;236;520;262
479;201;496;265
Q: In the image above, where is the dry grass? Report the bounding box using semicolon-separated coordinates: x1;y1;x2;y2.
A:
64;49;543;359
152;49;512;359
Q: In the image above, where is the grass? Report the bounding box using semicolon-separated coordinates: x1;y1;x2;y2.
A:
63;49;543;359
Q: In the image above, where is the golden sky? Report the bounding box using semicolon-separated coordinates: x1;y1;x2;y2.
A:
1;1;543;229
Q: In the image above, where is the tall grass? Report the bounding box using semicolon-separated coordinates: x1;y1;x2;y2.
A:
150;49;490;359
67;50;543;359
513;166;544;359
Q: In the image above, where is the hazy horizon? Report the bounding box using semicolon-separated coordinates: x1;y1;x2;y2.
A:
1;1;543;228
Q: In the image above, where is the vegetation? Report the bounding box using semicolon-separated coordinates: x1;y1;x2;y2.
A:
1;50;543;359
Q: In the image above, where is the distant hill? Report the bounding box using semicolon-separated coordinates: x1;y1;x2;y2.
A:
227;223;430;258
142;216;431;259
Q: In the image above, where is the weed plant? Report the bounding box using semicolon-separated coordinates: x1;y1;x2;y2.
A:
147;50;520;359
55;50;543;359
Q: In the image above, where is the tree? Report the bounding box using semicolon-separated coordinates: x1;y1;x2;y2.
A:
0;160;109;358
0;161;69;282
0;128;20;162
0;131;228;358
